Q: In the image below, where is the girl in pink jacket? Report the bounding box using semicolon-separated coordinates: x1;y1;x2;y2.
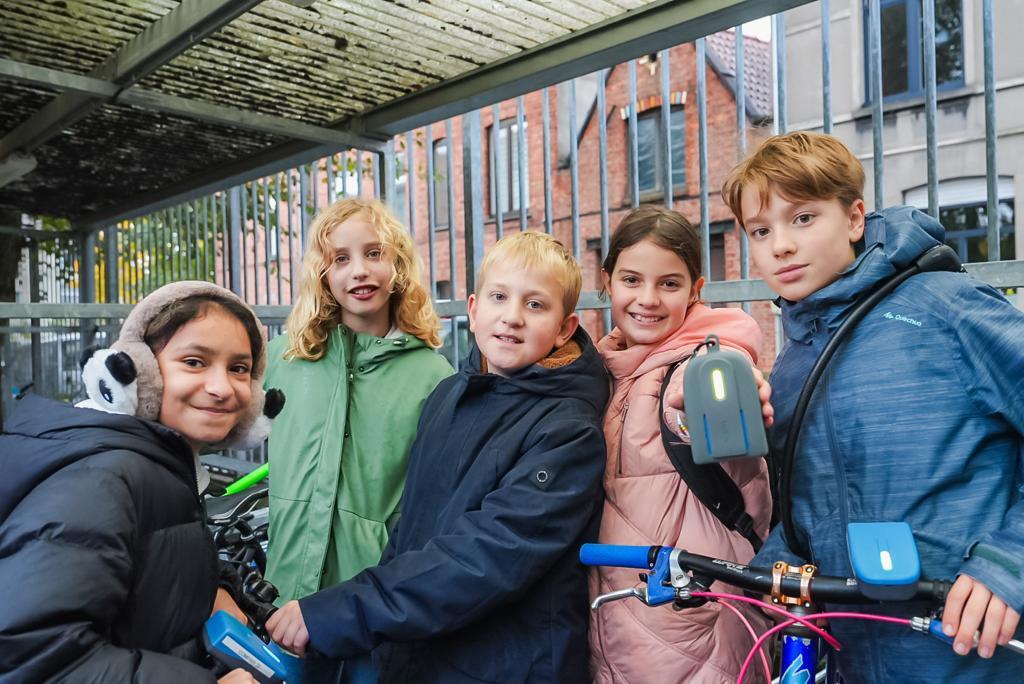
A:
591;206;773;683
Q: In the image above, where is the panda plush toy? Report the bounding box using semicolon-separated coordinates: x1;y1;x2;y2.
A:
76;347;140;416
74;281;284;451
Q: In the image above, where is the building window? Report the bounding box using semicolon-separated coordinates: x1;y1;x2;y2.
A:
489;118;529;215
905;177;1016;264
433;139;450;230
865;0;963;102
940;200;1015;263
633;107;686;199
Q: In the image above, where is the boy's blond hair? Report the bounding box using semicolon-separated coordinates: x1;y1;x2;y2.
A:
285;198;442;360
722;131;865;228
476;231;582;317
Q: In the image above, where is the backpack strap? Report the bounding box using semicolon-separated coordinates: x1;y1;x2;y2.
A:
658;357;763;553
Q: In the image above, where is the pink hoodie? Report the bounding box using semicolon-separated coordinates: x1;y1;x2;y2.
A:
590;303;773;683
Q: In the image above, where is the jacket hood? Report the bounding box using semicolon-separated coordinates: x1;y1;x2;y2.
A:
0;395;195;521
781;206;945;343
465;327;610;415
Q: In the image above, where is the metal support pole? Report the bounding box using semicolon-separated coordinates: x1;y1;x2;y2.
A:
228;187;243;295
463;110;485;293
867;0;885;210
983;0;1000;260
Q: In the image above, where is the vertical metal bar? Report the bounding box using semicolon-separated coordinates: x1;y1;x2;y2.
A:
327;152;336;204
406;131;416;237
463;110;485;293
922;0;939;217
697;38;711;281
288;171;299;302
220;192;228;288
775;12;787;134
569;78;580;258
299;167;311;252
274;174;283;303
105;224;118;303
311;159;320;214
80;230;96;348
251;181;261;302
736;23;750;306
628;59;640;207
516;96;527;231
868;0;885;211
821;0;833;134
542;87;553;234
187;202;195;280
177;204;186;284
445;119;457;292
383;140;397;212
492;103;504;240
983;0;1000;260
660;48;672;208
229;187;243;296
355;150;364;197
444;118;458;365
372;152;381;200
29;240;41;389
340;152;350;198
598;68;611;331
202;196;210;282
263;179;272;302
426;126;438;297
160;209;168;286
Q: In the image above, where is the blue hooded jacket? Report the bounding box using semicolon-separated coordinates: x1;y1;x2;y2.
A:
299;328;610;683
755;206;1024;682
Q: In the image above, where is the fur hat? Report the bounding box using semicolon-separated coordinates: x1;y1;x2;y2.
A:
79;281;283;450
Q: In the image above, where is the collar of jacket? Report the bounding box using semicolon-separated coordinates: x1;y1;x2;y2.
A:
461;327;610;414
779;206;945;344
331;324;428;365
598;303;760;380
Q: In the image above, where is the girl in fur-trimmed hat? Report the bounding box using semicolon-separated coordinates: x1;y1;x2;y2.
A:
0;281;279;683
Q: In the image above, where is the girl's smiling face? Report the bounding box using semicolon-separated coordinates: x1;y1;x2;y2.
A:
325;212;395;337
603;238;704;348
155;304;253;451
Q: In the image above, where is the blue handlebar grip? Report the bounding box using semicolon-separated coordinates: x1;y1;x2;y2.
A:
579;543;654;569
928;618;955;645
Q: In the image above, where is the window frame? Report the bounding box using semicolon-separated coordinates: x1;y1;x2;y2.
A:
863;0;965;104
432;138;451;231
630;105;686;202
487;117;529;217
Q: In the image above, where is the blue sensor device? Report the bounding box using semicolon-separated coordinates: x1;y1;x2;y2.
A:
683;335;768;464
204;611;302;684
847;522;921;600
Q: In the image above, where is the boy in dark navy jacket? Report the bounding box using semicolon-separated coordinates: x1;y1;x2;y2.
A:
268;231;610;683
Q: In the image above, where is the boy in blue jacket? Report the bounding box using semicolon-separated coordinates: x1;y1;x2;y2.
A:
722;131;1024;683
267;231;609;683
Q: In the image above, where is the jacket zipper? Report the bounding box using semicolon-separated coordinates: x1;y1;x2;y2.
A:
822;365;851;560
616;401;629;476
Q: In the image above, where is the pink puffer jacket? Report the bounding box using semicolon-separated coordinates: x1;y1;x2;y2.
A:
590;304;773;683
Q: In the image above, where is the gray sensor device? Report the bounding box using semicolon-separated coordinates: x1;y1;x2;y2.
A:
683;334;768;464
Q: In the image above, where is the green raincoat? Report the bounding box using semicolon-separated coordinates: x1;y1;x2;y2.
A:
263;326;452;602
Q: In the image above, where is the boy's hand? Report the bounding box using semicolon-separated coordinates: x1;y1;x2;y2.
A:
664;367;774;427
942;574;1021;658
266;600;310;657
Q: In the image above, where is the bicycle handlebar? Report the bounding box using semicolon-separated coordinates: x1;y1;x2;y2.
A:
580;543;953;605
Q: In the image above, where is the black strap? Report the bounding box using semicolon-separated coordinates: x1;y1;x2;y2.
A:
658;358;763;553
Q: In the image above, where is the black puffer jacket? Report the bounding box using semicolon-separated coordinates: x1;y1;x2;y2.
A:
0;395;220;683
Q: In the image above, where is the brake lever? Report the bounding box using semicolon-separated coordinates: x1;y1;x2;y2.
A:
590;586;646;610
